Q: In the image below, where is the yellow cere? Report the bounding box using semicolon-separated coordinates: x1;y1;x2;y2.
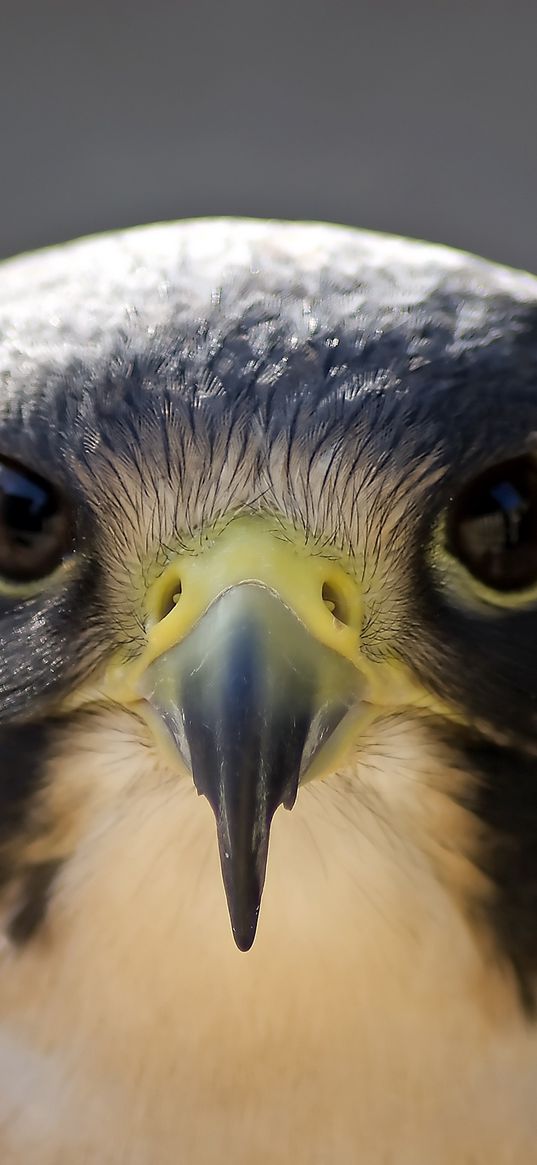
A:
102;515;456;750
107;517;363;696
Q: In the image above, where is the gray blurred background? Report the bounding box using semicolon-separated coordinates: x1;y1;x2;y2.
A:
0;0;535;269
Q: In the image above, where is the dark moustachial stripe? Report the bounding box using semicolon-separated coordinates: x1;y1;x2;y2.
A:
0;722;53;842
454;731;537;1013
0;720;61;944
7;859;63;944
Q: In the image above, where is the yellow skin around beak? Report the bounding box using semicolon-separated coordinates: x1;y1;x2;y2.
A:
107;517;382;783
116;517;366;686
102;517;425;948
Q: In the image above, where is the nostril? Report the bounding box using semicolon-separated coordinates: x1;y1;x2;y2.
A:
158;578;182;621
321;581;349;626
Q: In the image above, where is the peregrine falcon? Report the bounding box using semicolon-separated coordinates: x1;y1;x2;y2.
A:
0;218;537;1164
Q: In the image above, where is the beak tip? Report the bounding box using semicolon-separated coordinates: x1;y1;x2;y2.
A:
231;921;259;952
223;868;263;952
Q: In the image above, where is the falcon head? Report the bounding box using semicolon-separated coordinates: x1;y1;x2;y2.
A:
1;219;537;1002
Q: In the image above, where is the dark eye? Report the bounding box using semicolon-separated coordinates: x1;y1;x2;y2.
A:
0;457;73;583
446;455;537;592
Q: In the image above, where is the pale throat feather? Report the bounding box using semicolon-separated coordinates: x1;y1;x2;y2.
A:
0;706;533;1165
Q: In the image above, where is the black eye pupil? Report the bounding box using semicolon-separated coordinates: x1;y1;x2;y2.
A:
0;458;72;583
4;470;54;538
447;456;537;592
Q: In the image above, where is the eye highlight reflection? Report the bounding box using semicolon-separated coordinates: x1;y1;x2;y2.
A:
0;456;74;586
445;455;537;594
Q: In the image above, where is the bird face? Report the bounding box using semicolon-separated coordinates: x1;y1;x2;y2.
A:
1;219;537;1015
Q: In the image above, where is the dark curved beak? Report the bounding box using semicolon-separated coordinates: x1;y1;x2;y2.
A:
141;584;361;950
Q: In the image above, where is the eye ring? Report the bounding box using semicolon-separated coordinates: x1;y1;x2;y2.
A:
445;454;537;594
0;456;74;586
